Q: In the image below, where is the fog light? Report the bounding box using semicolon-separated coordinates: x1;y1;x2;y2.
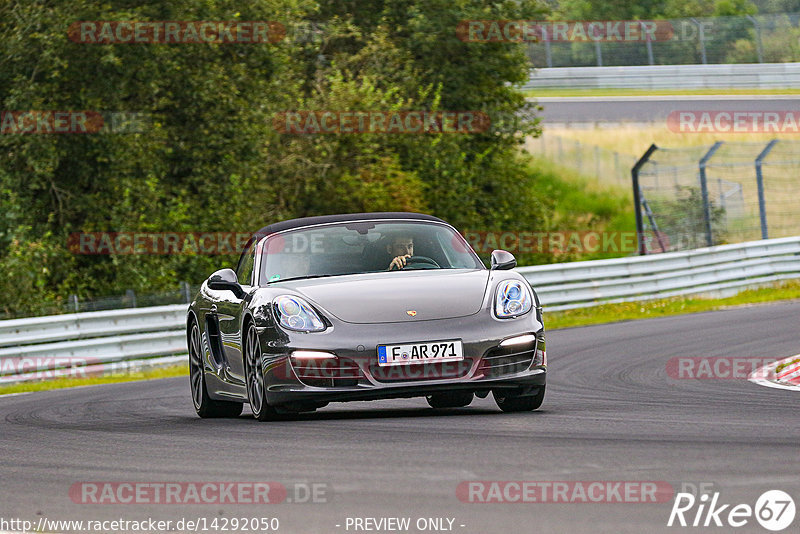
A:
291;350;337;360
499;334;536;347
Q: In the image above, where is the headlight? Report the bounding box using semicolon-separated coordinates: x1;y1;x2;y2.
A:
494;280;532;319
273;295;326;332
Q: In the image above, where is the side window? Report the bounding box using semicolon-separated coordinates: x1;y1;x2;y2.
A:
236;242;256;286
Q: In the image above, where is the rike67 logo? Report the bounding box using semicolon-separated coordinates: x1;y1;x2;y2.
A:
668;490;795;531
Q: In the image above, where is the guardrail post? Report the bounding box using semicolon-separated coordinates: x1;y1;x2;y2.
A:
699;141;724;247
755;139;778;240
632;143;659;255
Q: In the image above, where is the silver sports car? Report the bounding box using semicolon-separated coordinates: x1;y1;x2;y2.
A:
187;212;546;420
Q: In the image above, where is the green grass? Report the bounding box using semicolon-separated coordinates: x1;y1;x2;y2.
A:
524;87;800;98
776;358;800;374
0;364;187;396
522;157;636;263
545;279;800;329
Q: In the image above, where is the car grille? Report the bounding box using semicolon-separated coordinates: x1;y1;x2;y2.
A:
369;359;474;383
478;342;537;378
291;356;362;388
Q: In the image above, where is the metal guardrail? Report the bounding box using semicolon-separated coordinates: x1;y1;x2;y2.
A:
522;63;800;90
519;236;800;310
0;237;798;383
0;306;187;383
0;305;186;347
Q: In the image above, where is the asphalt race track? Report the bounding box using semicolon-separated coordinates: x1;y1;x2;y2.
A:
534;95;800;124
1;301;798;533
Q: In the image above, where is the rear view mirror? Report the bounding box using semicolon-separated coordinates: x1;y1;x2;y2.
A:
208;268;245;298
490;250;517;270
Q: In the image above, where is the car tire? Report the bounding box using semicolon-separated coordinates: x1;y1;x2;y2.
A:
188;320;243;418
426;391;474;408
493;386;545;413
244;324;281;421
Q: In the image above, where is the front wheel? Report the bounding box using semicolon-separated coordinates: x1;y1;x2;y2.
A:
244;324;280;421
188;320;243;418
493;386;545;413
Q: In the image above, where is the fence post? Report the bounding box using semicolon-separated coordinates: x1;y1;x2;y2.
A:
594;41;603;66
699;141;724;247
746;15;764;63
755;139;778;239
70;294;79;313
181;281;192;303
126;289;137;308
641;21;655;65
632;143;659;255
544;39;553;68
691;18;708;64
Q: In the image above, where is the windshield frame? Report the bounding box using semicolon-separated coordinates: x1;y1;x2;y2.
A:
252;218;485;286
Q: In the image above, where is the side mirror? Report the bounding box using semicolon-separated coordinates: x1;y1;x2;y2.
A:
208;268;245;298
490;250;516;270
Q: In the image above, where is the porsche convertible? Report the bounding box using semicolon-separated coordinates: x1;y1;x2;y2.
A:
187;212;546;420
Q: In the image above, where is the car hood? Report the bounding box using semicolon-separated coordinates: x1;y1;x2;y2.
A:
284;269;490;324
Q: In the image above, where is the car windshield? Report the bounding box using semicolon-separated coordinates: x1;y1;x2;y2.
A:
259;220;484;284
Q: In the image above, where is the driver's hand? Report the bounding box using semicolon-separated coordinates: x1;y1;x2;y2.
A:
388;255;411;271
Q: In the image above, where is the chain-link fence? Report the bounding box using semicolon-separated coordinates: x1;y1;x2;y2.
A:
633;140;800;253
526;13;800;67
526;134;638;186
0;283;196;321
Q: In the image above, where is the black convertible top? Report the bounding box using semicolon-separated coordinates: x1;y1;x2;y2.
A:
251;212;447;241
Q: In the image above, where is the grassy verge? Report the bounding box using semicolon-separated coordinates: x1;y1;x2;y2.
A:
0;364;188;396
545;279;800;329
520;157;636;263
525;87;800;98
776;358;800;374
540;125;800;158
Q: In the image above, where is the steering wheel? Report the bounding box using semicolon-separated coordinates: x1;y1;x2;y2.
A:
402;255;440;269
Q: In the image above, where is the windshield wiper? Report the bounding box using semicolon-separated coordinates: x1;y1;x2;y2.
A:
266;273;360;284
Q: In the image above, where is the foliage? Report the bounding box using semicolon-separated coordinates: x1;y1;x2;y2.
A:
648;186;728;249
1;0;590;317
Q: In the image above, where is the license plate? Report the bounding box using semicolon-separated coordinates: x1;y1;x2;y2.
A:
377;340;464;367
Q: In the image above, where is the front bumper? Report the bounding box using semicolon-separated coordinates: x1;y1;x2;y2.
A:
258;310;546;405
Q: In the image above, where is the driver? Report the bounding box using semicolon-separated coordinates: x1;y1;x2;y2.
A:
386;235;414;270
